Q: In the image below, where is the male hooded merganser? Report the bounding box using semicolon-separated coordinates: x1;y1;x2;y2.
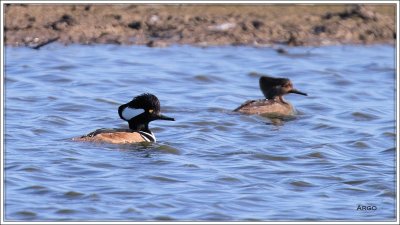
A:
73;93;174;144
234;76;307;116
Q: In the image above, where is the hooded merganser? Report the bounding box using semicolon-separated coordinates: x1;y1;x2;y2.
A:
73;93;175;144
234;76;307;116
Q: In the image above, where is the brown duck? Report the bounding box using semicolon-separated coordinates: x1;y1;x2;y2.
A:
73;93;174;144
234;76;307;116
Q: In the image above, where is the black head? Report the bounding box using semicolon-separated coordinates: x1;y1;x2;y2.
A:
259;75;307;99
118;93;174;132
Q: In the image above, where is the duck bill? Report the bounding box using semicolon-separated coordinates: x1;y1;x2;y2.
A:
156;114;175;121
289;89;308;96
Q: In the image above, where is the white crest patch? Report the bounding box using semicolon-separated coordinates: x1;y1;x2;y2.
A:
122;107;144;120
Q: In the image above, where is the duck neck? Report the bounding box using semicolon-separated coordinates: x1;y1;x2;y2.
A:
142;124;151;134
131;122;156;142
128;121;151;134
276;95;289;105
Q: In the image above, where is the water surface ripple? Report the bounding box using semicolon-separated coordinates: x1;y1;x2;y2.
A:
4;44;396;221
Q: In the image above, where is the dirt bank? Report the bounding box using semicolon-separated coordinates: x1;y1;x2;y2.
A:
4;4;396;48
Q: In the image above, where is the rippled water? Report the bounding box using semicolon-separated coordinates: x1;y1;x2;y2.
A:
4;44;396;221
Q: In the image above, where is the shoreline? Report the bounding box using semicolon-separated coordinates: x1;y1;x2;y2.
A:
4;4;396;49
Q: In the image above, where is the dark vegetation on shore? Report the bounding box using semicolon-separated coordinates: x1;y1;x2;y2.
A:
4;4;396;49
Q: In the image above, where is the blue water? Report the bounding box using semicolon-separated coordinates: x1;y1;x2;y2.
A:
4;44;397;221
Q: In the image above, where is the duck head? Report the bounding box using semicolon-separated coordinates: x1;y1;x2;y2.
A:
118;93;174;132
259;76;307;103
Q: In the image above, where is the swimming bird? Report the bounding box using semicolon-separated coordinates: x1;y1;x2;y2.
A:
234;75;307;116
73;93;174;144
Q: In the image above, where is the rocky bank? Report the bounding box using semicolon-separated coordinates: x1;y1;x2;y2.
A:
4;4;396;48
